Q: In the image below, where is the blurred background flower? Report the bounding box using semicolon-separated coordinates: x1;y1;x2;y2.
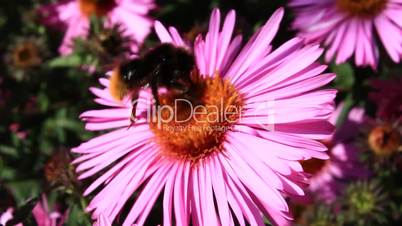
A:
369;78;402;122
39;0;155;55
342;180;389;226
289;0;402;68
301;105;369;203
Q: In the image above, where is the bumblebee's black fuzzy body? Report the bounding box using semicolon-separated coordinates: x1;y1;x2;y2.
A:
109;43;196;124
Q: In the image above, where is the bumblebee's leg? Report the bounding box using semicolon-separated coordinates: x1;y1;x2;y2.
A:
150;79;160;106
128;91;140;129
150;64;162;106
130;102;137;123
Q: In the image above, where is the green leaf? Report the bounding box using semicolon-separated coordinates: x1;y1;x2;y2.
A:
0;145;18;157
89;15;103;35
336;94;354;128
332;63;355;91
8;180;40;204
47;54;83;68
37;91;49;112
0;158;16;180
65;204;92;226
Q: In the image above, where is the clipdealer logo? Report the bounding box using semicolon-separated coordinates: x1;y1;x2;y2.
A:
132;98;276;132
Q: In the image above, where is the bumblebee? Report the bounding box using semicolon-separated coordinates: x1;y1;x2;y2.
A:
109;43;195;124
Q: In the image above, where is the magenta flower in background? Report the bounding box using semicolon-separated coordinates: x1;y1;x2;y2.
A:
301;104;369;203
289;0;402;69
39;0;154;55
369;78;402;122
9;123;29;140
0;208;23;226
0;195;65;226
32;195;67;226
73;8;336;226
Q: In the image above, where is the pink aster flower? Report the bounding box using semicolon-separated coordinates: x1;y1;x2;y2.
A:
32;195;67;226
73;8;336;226
39;0;154;55
0;208;23;226
301;104;369;203
289;0;402;69
9;123;29;140
93;214;112;226
0;196;66;226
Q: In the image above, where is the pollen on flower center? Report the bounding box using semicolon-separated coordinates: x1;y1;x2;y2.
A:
79;0;116;17
368;125;400;156
149;71;243;163
12;41;41;68
336;0;388;17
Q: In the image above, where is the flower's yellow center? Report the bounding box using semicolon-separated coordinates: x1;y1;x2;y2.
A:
13;42;41;68
79;0;116;17
336;0;388;17
368;125;400;156
150;72;243;163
